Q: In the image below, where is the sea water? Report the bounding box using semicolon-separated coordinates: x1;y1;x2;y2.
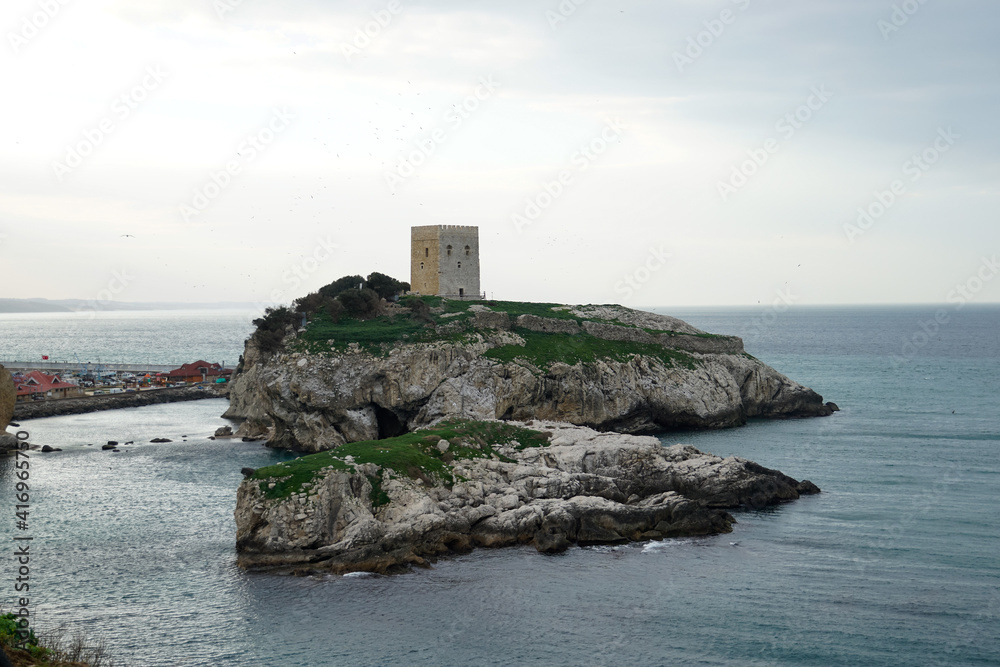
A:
0;306;998;666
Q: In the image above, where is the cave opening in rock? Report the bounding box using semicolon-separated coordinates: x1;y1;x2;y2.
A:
374;404;407;439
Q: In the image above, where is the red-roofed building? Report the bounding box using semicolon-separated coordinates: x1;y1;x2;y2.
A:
165;361;231;384
14;371;83;402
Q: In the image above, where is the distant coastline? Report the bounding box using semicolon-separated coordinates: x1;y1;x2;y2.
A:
0;298;262;314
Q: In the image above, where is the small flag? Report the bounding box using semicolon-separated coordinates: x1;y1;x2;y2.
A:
41;355;49;360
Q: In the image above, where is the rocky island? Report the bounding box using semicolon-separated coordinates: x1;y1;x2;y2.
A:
224;297;836;452
228;289;833;574
235;419;820;574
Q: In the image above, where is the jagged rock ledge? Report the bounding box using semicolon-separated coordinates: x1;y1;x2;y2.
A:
235;420;819;575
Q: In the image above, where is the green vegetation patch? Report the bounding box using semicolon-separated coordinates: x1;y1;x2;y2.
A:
251;419;551;500
287;297;712;368
296;310;426;352
251;452;351;499
483;330;699;371
0;613;46;662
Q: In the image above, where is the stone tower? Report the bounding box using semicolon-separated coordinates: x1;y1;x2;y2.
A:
410;225;481;299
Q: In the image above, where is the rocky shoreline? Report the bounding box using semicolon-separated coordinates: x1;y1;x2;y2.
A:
12;384;225;421
235;420;820;575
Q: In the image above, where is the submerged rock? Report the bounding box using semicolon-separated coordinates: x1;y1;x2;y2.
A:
234;420;819;575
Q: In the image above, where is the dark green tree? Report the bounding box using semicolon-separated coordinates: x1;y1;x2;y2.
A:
319;275;366;299
336;288;381;319
366;272;410;300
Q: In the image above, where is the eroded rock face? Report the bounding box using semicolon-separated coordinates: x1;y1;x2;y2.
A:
234;422;819;574
225;303;831;453
1;364;16;452
0;364;14;428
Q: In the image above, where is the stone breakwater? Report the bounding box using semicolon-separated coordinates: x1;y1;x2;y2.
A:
13;385;223;420
225;304;835;453
235;421;820;575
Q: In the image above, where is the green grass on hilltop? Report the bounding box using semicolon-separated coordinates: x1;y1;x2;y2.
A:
286;296;703;370
483;330;698;371
250;419;551;501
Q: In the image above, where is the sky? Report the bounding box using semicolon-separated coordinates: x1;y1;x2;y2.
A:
1;0;998;308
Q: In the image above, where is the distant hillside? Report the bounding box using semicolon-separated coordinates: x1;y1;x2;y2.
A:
0;298;258;313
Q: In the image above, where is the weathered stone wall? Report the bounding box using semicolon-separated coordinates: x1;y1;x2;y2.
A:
436;225;480;298
410;225;440;295
515;314;581;334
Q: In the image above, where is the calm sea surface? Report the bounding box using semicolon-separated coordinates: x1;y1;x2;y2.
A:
1;305;998;666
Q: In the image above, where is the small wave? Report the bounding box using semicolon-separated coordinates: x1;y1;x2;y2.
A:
341;571;378;579
641;539;697;553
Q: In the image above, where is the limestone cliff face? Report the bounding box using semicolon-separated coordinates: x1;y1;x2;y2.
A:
225;304;833;453
234;421;820;574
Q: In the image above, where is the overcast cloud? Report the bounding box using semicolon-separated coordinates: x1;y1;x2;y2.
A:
1;0;997;306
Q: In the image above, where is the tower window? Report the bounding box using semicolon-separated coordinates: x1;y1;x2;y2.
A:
457;262;462;269
425;248;429;257
420;262;424;270
446;245;453;256
465;245;471;256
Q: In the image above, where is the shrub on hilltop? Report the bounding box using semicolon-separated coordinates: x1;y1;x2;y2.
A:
335;288;382;319
365;272;410;300
318;275;366;299
318;273;410;302
252;306;298;354
247;272;411;355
